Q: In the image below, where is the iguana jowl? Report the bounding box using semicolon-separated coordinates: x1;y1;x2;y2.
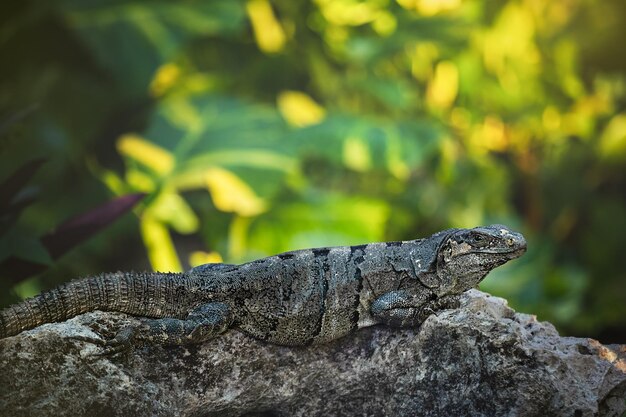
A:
0;225;526;351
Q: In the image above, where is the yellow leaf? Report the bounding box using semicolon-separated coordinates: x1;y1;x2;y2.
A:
149;63;181;97
189;251;224;268
480;115;508;152
184;73;218;94
170;169;209;190
466;116;508;154
117;134;174;175
149;192;199;234
372;11;397;36
228;215;252;261
343;136;372;172
316;0;378;26
126;169;156;192
397;0;416;10
99;169;127;195
599;114;626;162
414;0;461;16
277;91;326;127
246;0;287;53
427;61;459;110
205;167;267;216
481;3;539;78
140;215;182;272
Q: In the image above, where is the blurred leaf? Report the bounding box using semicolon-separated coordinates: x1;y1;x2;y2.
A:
135;95;301;208
0;227;53;266
126;169;158;192
0;187;39;236
205;167;267;217
598;113;626;162
63;1;247;94
182;150;298;176
227;215;252;261
0;158;46;212
246;0;287;53
148;191;198;234
427;61;459;110
41;193;145;259
342;136;372;172
140;214;182;272
404;0;462;16
0;105;38;139
244;192;390;259
294;115;443;172
98;168;130;195
277;91;326;127
0;193;145;284
149;62;181;97
189;250;223;268
12;276;43;301
356;78;418;111
117;134;174;175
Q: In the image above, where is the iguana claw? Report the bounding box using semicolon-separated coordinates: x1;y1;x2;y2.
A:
94;326;136;356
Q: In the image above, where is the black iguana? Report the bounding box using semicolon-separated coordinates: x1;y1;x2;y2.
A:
0;224;526;352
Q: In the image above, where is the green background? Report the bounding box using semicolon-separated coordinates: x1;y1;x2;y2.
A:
1;0;625;343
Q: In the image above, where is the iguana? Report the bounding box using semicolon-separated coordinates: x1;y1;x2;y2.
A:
0;224;526;353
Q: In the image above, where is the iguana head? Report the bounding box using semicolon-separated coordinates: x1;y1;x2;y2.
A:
433;224;526;296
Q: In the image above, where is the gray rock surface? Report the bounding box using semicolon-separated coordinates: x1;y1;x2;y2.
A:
0;289;624;417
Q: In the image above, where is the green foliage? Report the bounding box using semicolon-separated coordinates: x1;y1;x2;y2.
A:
1;0;625;341
0;154;143;307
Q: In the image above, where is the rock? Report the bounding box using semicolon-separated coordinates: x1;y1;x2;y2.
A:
0;289;624;417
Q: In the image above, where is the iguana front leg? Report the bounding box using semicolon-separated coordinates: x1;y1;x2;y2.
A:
94;302;233;355
370;290;460;328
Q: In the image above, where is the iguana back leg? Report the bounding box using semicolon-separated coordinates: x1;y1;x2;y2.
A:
98;302;233;355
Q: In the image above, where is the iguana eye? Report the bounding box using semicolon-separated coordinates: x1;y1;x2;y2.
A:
469;233;487;245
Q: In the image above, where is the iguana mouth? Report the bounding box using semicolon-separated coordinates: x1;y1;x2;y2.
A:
510;245;527;257
475;245;527;256
477;234;527;257
453;241;526;258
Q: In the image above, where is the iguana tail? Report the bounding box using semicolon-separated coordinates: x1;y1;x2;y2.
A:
0;271;185;338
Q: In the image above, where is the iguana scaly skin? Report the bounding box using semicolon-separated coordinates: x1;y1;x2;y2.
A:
0;225;526;352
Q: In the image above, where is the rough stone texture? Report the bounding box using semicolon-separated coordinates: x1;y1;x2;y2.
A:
0;290;624;417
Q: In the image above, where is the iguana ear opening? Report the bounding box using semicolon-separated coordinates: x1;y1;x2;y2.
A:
430;234;461;290
415;231;456;289
435;238;452;270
